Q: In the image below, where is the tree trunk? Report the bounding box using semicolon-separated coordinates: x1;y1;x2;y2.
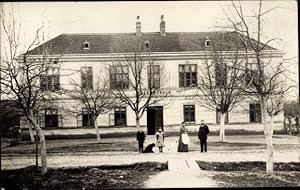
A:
135;113;140;129
261;97;274;175
94;117;100;141
220;113;226;142
28;123;35;143
27;111;47;175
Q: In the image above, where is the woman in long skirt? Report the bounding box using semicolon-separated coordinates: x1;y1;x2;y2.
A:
178;121;189;152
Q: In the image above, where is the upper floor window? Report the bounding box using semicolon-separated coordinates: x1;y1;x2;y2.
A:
245;63;259;87
179;64;197;88
83;41;90;49
81;67;93;90
109;65;129;89
249;103;261;123
40;67;60;92
215;63;227;87
148;65;160;89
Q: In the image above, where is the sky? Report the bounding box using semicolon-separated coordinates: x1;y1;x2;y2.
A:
1;1;298;99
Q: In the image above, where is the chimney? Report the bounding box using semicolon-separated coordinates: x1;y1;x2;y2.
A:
136;16;142;36
160;15;166;36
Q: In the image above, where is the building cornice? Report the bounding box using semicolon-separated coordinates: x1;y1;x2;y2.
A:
25;50;285;63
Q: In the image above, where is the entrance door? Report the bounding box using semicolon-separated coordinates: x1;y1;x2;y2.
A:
147;106;163;135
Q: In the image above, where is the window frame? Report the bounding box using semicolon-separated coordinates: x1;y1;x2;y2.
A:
215;63;227;87
40;67;60;92
183;105;195;124
147;65;160;89
249;103;262;123
114;107;127;127
81;66;93;90
178;64;197;88
109;65;129;89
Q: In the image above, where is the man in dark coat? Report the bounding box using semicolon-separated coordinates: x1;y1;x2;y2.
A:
136;127;145;153
198;120;209;152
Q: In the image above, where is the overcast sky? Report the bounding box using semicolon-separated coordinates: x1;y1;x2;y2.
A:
1;1;298;98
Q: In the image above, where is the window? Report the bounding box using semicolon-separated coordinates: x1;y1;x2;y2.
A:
148;65;160;89
184;105;195;124
215;63;227;87
109;66;129;89
82;108;94;127
245;63;259;86
216;110;229;124
45;109;58;128
40;67;60;92
83;41;90;49
114;107;126;126
81;67;93;90
205;37;211;47
179;64;197;88
145;41;150;48
249;103;261;123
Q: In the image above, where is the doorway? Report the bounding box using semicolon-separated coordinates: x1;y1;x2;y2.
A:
147;106;163;135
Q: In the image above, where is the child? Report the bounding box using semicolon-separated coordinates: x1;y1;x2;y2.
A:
156;128;165;153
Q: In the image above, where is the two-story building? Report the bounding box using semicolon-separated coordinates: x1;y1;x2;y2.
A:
20;15;285;136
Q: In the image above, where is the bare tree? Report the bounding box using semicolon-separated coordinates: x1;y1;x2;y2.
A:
64;74;115;141
223;0;294;174
0;8;62;174
111;38;168;129
196;33;245;142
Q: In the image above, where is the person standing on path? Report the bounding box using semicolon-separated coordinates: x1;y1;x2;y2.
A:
198;120;210;152
156;128;165;153
136;127;145;153
177;121;189;152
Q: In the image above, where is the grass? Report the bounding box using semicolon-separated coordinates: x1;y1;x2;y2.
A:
1;162;168;190
196;161;300;187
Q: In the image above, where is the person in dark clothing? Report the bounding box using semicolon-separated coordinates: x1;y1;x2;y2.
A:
198;120;209;152
136;127;145;153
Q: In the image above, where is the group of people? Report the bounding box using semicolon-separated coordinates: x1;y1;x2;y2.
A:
136;120;210;153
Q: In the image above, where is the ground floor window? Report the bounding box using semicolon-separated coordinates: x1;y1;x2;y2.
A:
184;105;195;124
216;111;229;124
249;103;261;123
45;109;58;128
82;108;94;127
115;107;126;126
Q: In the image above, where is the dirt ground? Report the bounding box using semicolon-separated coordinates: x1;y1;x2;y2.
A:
1;162;168;190
196;161;300;187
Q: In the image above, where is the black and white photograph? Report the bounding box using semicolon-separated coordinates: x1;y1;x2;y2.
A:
0;0;299;189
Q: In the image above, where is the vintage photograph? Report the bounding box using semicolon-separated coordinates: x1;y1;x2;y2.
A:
1;1;299;189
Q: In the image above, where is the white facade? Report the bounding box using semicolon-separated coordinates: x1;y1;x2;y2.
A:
20;49;285;134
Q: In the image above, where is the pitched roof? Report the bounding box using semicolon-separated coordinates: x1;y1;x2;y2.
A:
27;31;276;55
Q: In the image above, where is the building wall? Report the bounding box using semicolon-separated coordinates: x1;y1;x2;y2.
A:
20;51;285;130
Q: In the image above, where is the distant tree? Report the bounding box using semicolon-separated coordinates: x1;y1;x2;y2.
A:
0;8;63;174
64;74;116;141
284;100;299;117
111;38;169;129
223;0;294;174
196;33;245;142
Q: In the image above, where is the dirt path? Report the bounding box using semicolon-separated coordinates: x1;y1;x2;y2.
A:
2;150;299;170
145;159;218;188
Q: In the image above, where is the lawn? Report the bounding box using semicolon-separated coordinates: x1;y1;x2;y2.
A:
1;162;168;190
196;161;300;187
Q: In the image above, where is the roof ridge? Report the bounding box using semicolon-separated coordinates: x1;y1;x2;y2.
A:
60;31;233;36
